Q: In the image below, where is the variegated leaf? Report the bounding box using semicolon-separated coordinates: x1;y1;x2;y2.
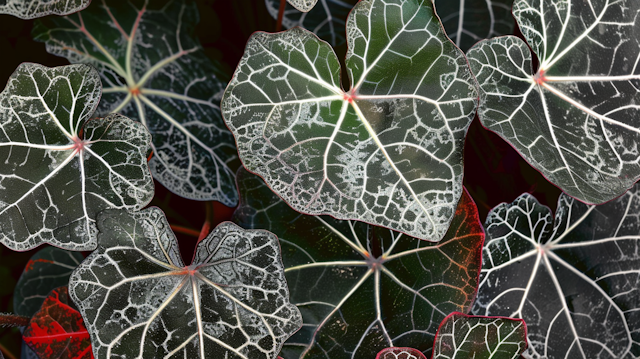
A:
0;0;89;19
376;347;426;359
287;0;317;12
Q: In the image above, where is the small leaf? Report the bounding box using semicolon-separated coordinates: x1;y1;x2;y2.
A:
434;0;514;52
14;247;83;317
22;287;93;359
376;347;427;359
70;207;302;359
287;0;317;12
0;0;90;19
233;169;484;359
474;189;640;358
432;312;527;359
34;0;239;204
223;0;478;241
467;0;640;204
265;0;357;46
0;63;153;251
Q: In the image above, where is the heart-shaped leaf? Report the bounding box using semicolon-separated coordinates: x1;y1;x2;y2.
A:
14;247;83;317
432;312;527;359
0;0;90;19
474;190;640;358
223;0;478;242
376;347;426;359
233;168;484;359
434;0;514;52
69;207;302;359
0;63;153;252
33;0;239;204
467;0;640;204
23;287;93;359
265;0;357;46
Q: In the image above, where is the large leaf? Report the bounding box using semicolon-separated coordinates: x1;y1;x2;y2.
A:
223;0;478;241
22;287;93;359
0;0;90;19
467;0;640;204
233;169;484;359
432;312;527;359
69;207;302;359
0;63;153;251
434;0;514;52
14;247;83;317
33;0;239;204
376;347;426;359
265;0;357;46
473;190;640;358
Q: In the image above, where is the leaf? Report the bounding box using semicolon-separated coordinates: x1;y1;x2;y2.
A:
265;0;357;46
474;190;640;358
33;0;239;204
434;0;514;52
22;287;93;359
286;0;317;12
69;207;302;359
432;312;527;359
233;168;484;359
223;0;478;241
0;0;90;19
376;347;427;359
13;247;83;317
467;0;640;204
0;63;153;252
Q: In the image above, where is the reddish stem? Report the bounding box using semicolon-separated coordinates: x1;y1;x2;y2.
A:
197;202;215;241
276;0;286;31
0;343;18;359
147;150;153;162
170;224;201;237
0;313;29;328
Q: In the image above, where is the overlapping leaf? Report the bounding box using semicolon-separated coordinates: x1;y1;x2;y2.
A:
467;0;640;204
223;0;478;241
22;287;93;359
34;0;239;204
434;0;514;52
0;0;90;19
0;63;153;251
286;0;317;12
70;207;302;359
265;0;357;46
233;169;484;359
14;247;83;317
432;312;527;359
474;190;640;358
376;347;426;359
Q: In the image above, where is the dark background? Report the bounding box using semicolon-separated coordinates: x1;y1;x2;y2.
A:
0;1;560;358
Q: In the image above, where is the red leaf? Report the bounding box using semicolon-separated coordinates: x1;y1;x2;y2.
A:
376;347;427;359
23;287;93;359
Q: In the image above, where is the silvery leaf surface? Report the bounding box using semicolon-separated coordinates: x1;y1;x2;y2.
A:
434;0;514;52
467;0;640;204
0;63;153;252
233;169;484;359
432;312;527;359
474;189;640;358
287;0;317;12
265;0;357;46
376;347;426;359
69;207;302;359
223;0;478;241
0;0;90;19
33;0;239;204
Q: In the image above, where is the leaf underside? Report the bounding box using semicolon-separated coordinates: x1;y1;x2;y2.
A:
432;312;527;359
23;287;93;359
70;207;302;359
13;247;83;317
474;188;640;358
223;0;478;241
233;168;484;359
0;63;153;251
34;0;239;204
0;0;90;19
467;0;640;204
375;347;427;359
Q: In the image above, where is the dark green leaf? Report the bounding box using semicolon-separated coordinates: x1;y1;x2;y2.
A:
376;347;426;359
33;0;239;204
233;169;484;359
223;0;478;241
0;0;89;19
70;207;302;359
0;63;153;251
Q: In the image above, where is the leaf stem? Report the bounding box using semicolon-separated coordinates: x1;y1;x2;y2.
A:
0;313;29;328
197;202;214;241
276;0;286;32
0;342;18;359
170;225;201;237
